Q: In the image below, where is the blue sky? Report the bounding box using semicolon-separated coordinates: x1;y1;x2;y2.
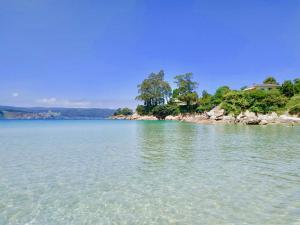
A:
1;0;299;109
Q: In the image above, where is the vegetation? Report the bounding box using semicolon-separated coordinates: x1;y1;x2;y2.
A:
286;94;300;116
280;80;295;97
113;108;133;116
222;89;288;115
152;105;180;120
263;76;278;84
134;72;300;119
196;91;214;113
294;79;300;94
173;73;198;111
136;70;172;112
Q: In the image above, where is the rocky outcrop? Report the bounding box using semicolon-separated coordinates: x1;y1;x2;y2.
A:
257;112;278;124
112;110;300;125
278;115;300;124
111;113;157;120
206;106;225;120
236;111;260;125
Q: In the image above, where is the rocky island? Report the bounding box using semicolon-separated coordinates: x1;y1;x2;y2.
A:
112;106;300;125
112;71;300;125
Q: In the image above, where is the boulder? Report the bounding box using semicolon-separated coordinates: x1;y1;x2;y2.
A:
259;120;268;125
237;110;260;125
165;115;180;120
223;115;235;123
278;115;300;124
207;106;225;120
257;112;278;123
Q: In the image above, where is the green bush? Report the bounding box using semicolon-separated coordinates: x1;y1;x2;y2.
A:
152;105;179;120
221;91;249;116
289;105;300;116
221;89;288;115
196;95;214;113
114;108;133;116
136;105;149;115
280;80;295;97
285;94;300;116
213;86;231;105
248;90;288;114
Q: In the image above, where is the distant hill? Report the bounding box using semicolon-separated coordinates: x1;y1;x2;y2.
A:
0;105;116;119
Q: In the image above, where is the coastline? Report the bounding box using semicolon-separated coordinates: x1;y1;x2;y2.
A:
111;107;300;125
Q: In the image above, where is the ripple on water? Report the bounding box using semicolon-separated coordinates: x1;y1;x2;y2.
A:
0;120;299;224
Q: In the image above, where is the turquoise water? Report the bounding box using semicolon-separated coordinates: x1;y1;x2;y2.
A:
0;120;299;225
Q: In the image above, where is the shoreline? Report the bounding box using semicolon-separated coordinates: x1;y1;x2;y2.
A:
111;107;300;125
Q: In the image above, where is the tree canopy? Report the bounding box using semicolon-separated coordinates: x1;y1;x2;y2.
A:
263;76;278;84
136;70;172;109
280;80;295;97
174;73;198;107
114;108;133;116
133;72;299;119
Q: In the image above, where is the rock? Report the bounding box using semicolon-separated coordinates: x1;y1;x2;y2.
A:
207;106;225;120
237;110;260;125
259;120;268;125
223;115;235;123
257;112;278;124
278;115;300;123
165;115;180;120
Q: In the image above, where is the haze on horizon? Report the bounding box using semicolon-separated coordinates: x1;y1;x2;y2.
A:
1;0;299;109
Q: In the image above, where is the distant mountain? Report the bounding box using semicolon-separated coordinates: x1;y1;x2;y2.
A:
0;105;116;119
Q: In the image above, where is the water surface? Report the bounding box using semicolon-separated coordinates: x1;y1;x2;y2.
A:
0;120;299;224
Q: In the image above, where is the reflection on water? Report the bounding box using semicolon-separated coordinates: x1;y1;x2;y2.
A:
137;121;198;171
0;120;299;225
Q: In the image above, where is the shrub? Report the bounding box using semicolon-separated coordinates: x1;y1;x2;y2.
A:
289;105;300;116
114;108;133;116
136;105;148;115
247;89;288;114
196;95;214;113
285;94;300;116
280;80;295;97
221;91;249;116
263;76;278;84
213;86;231;105
152;105;179;120
294;78;300;94
220;89;288;115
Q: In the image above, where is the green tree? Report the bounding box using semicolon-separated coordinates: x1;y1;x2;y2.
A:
263;76;278;84
221;91;249;116
174;73;198;109
114;108;133;116
248;89;287;114
280;80;295;97
136;70;172;112
152;105;180;120
220;89;288;115
136;105;147;115
201;90;211;98
294;78;300;94
196;90;214;113
213;86;231;105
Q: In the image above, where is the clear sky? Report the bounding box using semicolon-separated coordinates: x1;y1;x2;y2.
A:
1;0;299;109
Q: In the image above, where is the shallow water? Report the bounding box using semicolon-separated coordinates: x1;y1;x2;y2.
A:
0;120;299;225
